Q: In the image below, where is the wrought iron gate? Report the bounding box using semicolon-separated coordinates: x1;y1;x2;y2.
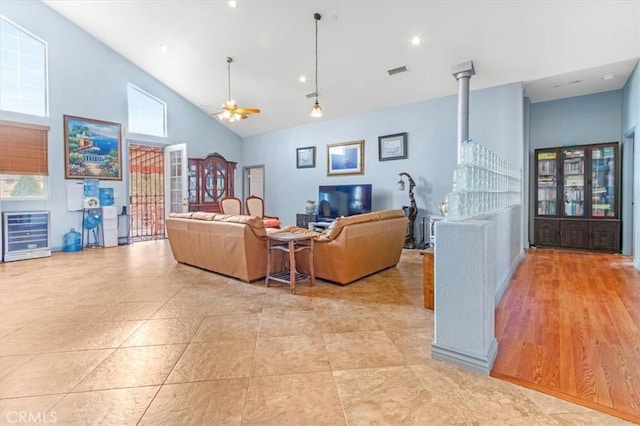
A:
129;144;165;242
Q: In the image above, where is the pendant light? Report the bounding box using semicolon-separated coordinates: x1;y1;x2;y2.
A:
310;13;323;118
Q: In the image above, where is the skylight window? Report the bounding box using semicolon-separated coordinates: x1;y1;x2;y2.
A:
127;83;167;137
0;16;48;117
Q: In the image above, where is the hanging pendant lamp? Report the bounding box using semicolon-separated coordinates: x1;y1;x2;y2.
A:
310;13;323;118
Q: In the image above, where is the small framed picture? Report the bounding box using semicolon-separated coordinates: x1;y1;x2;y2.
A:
327;140;364;176
378;132;408;161
296;146;316;169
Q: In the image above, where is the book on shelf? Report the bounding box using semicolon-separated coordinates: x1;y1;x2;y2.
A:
563;161;584;174
565;175;584;186
538;161;556;174
564;149;584;159
538;188;557;201
537;200;556;215
564;201;584;216
538;152;557;160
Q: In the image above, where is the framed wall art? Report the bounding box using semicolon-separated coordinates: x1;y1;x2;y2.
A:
378;132;408;161
327;140;364;176
296;146;316;168
64;115;122;180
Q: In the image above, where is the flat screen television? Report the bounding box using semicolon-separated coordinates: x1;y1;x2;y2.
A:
318;184;372;220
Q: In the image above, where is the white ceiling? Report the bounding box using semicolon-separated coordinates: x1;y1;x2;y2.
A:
42;0;640;138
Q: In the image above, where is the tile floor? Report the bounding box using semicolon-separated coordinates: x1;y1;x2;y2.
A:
0;240;631;425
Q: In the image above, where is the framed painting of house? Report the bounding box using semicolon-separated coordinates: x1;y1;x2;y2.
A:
64;115;122;180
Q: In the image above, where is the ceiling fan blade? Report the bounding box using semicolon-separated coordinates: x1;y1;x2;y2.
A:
235;108;260;114
209;111;224;116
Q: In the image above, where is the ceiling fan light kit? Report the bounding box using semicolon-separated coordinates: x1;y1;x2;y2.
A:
311;12;323;118
213;56;260;123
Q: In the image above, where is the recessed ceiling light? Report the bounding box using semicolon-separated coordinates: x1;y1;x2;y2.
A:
228;1;237;8
411;36;421;46
160;45;168;53
568;79;583;84
299;76;306;83
603;74;616;81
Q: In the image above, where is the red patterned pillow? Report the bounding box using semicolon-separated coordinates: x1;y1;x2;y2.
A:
263;218;281;228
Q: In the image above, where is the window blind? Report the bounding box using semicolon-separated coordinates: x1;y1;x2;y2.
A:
0;120;49;175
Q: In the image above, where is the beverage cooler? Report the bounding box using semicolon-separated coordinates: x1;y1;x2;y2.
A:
2;211;51;262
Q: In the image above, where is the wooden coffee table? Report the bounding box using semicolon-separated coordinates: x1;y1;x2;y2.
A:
265;232;315;294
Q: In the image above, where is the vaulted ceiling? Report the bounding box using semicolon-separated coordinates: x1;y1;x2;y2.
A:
42;0;640;137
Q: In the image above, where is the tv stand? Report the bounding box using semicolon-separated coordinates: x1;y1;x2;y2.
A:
307;221;332;232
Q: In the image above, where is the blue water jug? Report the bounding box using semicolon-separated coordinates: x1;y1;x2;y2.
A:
83;179;99;197
63;228;82;252
99;188;114;206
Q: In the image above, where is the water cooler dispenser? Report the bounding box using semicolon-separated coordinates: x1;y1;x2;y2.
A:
102;206;118;247
99;188;117;247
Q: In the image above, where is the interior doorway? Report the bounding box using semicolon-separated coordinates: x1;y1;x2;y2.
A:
128;144;166;242
629;129;639;269
243;165;264;202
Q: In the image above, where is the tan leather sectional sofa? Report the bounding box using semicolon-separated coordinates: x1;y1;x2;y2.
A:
165;209;408;285
283;209;408;285
166;212;272;282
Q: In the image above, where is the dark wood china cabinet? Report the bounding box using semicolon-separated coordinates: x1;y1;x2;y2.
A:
188;152;236;212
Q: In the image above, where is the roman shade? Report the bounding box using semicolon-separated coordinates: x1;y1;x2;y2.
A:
0;120;49;175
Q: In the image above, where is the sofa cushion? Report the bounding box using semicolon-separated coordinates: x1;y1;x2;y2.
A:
169;212;194;219
214;214;267;238
322;209;405;241
192;212;217;221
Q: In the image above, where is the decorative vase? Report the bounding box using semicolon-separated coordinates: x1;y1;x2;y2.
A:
305;200;317;214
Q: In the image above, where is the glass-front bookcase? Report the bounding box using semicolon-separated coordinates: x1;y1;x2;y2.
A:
591;145;616;218
536;151;557;216
534;142;620;252
562;148;585;217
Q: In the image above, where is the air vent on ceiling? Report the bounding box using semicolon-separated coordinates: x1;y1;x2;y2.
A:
305;91;318;99
387;65;408;76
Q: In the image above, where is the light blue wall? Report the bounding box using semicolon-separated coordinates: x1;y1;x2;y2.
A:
623;62;639;135
529;90;630;252
242;96;456;234
242;82;525;240
0;1;242;250
622;61;639;265
530;90;623;147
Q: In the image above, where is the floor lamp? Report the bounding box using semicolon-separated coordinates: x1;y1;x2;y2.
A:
397;172;417;249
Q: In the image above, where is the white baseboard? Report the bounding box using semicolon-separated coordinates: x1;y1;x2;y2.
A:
431;339;498;376
495;250;525;304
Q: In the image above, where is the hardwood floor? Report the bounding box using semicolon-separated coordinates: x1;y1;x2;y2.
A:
492;248;640;423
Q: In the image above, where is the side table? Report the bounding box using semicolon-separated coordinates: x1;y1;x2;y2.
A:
265;232;315;294
420;248;434;310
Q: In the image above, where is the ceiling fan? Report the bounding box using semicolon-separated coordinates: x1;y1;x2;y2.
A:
212;57;260;122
